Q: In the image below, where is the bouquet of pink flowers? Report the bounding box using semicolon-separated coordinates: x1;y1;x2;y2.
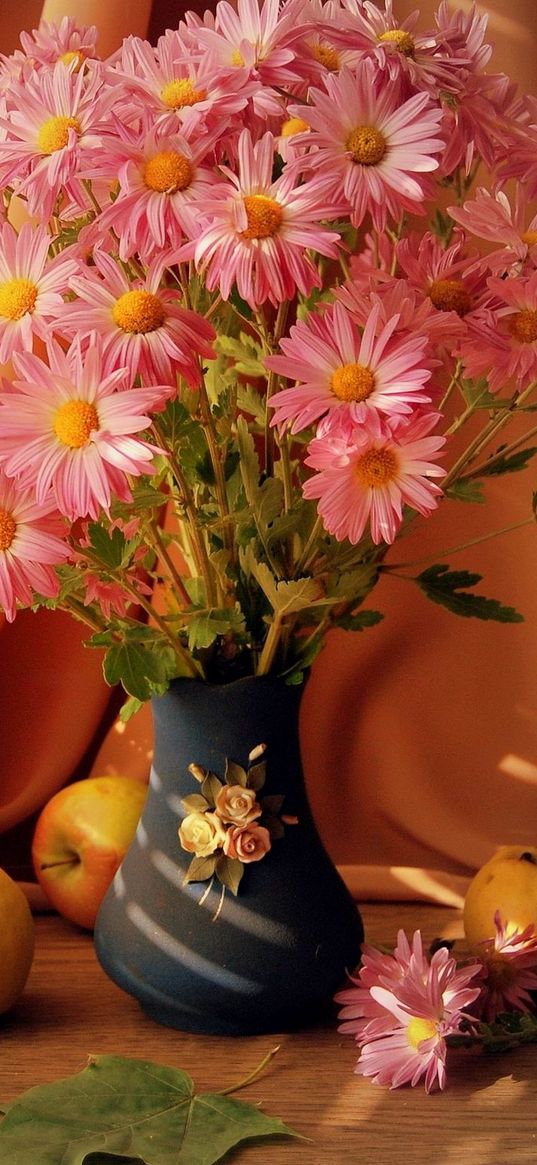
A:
0;0;535;707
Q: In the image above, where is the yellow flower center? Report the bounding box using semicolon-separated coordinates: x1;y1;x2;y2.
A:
355;446;398;489
144;150;193;193
521;230;537;246
378;29;416;56
428;278;472;316
407;1017;438;1049
53;399;99;449
37;115;81;154
0;278;38;320
281;116;310;139
330;363;375;402
311;41;340;71
0;508;17;552
112;289;165;333
346;126;387;166
59;49;86;71
160;78;207;110
241;194;284;240
507;309;537;344
231;49;246;67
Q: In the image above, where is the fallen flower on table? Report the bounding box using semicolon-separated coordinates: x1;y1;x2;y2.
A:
336;922;537;1092
472;911;537;1022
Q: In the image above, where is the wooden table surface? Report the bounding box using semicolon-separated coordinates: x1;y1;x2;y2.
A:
1;901;536;1164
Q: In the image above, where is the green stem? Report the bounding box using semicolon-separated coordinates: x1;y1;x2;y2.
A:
443;381;537;490
256;615;283;676
461;422;537;481
296;514;324;575
82;178;102;217
152;419;217;606
217;1046;281;1096
439;359;463;414
147;520;192;608
383;516;535;571
262;300;290;478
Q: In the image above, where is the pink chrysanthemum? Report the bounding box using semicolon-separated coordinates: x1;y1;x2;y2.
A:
460;270;537;394
89;122;222;261
333;279;447;358
19;17;99;71
0;62;115;220
449;187;537;276
60;250;215;386
0;221;77;364
268;300;432;433
335;930;421;1039
0;469;69;622
474;912;537;1022
338;929;481;1093
396;230;491;343
112;33;252;135
440;71;524;179
193;0;306;90
193;129;342;309
288;61;444;231
329;0;481;96
303;410;445;545
0;338;167;522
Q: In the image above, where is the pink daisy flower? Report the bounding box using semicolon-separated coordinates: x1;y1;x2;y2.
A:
193;0;306;90
352;931;481;1092
89;122;222;262
19;17;99;71
334;277;452;354
112;33;252;134
396;230;491;343
329;0;477;96
288;61;444;231
303;410;445;545
60;250;215;386
0;61;115;221
440;71;524;179
460;270;537;394
335;930;421;1039
268;300;432;433
474;912;537;1022
0;338;166;522
193;129;343;309
0;221;77;364
0;469;69;623
449;187;537;275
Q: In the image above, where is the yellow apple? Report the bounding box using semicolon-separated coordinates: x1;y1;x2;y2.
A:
0;869;35;1014
463;845;537;945
32;776;147;930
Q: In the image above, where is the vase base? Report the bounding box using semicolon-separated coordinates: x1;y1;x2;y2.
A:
140;996;335;1036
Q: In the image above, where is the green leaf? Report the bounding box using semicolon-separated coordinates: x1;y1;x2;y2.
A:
261;795;284;815
337;609;384;632
201;772;224;805
478;445;537;477
416;564;525;623
187;605;245;652
479;1010;537;1054
183;855;217;884
445;480;486;503
0;1054;299;1165
215;855;244;895
225;759;248;787
240;546;321;617
246;761;266;792
87;523;127;569
119;696;145;723
103;641;180;700
181;794;210;813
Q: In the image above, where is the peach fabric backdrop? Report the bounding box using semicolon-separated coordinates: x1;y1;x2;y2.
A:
1;0;536;907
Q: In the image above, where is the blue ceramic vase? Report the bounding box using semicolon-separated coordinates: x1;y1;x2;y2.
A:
94;675;363;1034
